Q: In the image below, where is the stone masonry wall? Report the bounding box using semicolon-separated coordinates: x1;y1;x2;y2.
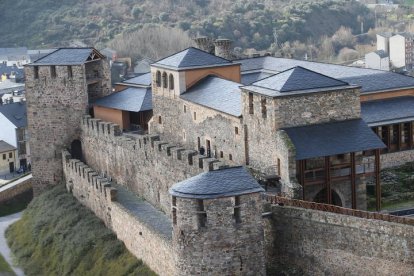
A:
25;59;111;195
379;149;414;168
62;151;176;276
264;205;414;275
81;116;225;213
174;194;265;275
150;94;245;165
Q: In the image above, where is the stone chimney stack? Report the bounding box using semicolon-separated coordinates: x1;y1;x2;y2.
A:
194;37;214;54
214;39;233;60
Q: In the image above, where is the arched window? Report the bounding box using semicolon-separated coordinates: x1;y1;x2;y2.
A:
162;72;168;88
156;71;161;87
169;74;174;90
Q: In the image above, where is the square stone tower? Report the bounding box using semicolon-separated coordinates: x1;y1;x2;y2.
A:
25;48;111;195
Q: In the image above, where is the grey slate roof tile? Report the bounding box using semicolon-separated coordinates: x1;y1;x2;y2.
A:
238;56;414;93
122;73;152;86
0;102;27;128
0;140;16;153
180;76;242;117
93;87;152;112
169;166;264;199
361;96;414;125
31;48;98;65
153;47;232;69
250;66;349;94
283;119;386;160
240;71;273;85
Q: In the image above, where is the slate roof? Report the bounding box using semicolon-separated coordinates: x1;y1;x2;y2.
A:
241;71;273;85
0;140;16;153
283;119;386;160
0;102;27;128
0;64;24;80
246;66;349;96
169;166;264;199
121;73;152;87
374;50;388;58
153;47;232;70
30;48;103;65
361;96;414;126
237;56;414;93
180;76;242;117
93;87;152;112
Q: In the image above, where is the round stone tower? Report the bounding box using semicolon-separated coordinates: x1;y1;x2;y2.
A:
214;38;233;60
169;166;265;275
194;37;215;54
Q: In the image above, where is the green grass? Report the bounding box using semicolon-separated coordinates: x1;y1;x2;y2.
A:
0;253;15;276
5;185;156;276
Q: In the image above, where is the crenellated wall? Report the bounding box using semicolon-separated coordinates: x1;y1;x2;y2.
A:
80;115;226;213
62;150;176;276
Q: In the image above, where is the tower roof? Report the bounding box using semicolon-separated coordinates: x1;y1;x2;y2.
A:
152;47;233;70
169;166;264;199
248;66;349;96
29;47;104;65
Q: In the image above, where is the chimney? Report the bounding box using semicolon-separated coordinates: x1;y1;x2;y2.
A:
214;39;233;60
194;37;214;54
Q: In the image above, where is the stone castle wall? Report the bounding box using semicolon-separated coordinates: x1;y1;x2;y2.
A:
174;194;265;275
81;116;225;213
25;59;111;195
264;204;414;275
62;151;176;276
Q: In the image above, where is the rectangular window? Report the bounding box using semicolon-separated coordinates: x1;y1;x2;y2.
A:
68;66;73;79
197;199;207;228
229;154;233;161
193;112;197;120
158;116;162;124
235;127;239;135
234;196;241;223
2;154;5;160
261;97;267;118
50;65;57;78
220;151;224;158
183;105;187;113
9;152;12;158
33;66;39;79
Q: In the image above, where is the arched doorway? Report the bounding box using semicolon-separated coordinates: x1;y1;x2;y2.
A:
71;140;83;161
313;188;343;206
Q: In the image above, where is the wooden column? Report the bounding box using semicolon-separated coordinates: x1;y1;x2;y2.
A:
386;125;391;152
409;122;413;149
375;149;381;211
325;156;331;204
397;123;402;151
350;152;356;209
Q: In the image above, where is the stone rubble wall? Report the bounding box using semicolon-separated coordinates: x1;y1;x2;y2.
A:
62;151;176;276
81;115;225;213
379;150;414;169
264;205;414;275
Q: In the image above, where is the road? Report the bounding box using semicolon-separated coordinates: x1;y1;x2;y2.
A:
0;212;24;276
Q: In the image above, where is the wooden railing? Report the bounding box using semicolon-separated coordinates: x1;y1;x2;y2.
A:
264;194;414;226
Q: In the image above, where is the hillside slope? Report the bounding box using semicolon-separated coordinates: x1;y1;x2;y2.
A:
0;0;373;51
5;185;156;276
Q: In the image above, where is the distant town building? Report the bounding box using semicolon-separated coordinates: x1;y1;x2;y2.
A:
0;47;29;67
0;140;17;174
365;50;390;71
0;102;30;171
389;33;413;70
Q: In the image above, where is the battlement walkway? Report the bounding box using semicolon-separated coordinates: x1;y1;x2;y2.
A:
113;183;172;240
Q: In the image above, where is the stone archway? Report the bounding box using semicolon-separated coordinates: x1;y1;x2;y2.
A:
313;188;343;207
70;139;83;161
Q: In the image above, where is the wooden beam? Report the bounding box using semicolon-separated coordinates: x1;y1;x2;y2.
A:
386;125;391;152
397;123;402;151
325;156;331;205
375;149;381;211
410;122;413;149
350;152;356;209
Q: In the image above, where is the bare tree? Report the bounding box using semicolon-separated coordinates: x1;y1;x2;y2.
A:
108;25;195;60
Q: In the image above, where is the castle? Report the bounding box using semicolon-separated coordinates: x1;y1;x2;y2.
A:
24;46;414;275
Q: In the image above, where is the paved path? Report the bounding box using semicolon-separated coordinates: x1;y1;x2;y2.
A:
0;212;25;276
0;174;32;193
